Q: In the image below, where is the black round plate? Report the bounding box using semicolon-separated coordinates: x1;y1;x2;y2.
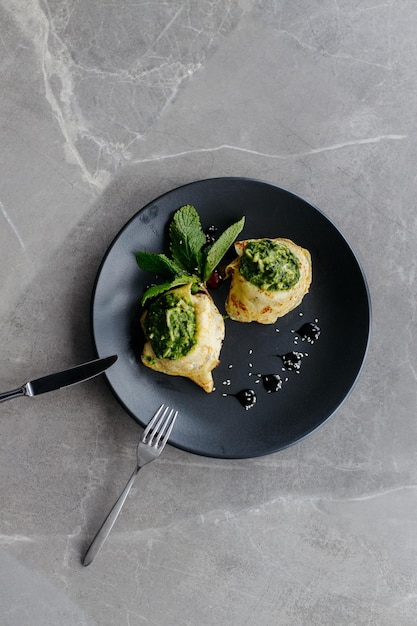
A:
91;177;371;458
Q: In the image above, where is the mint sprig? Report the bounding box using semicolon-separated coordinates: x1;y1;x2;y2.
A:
169;204;206;275
136;204;245;304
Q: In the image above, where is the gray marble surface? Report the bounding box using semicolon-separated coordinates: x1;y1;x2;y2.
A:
1;1;416;624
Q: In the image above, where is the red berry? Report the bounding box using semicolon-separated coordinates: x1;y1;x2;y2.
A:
207;270;221;289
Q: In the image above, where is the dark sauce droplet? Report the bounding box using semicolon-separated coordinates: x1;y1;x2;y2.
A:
235;389;257;410
297;322;321;344
262;374;283;393
280;351;304;371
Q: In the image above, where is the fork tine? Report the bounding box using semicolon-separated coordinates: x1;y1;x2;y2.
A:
153;408;178;449
149;406;170;443
142;404;166;440
142;404;177;450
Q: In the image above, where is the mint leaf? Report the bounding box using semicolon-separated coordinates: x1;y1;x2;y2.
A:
141;275;197;306
203;216;245;281
136;251;183;277
169;205;206;275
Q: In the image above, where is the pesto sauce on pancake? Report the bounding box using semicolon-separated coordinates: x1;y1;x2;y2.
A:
144;292;197;359
239;239;300;291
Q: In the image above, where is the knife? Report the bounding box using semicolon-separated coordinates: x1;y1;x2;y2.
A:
0;355;118;403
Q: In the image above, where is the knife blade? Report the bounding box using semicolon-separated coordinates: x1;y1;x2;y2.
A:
0;355;118;403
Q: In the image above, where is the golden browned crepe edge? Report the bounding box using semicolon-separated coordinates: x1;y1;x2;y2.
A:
225;238;312;324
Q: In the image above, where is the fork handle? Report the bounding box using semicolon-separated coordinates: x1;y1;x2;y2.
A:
82;465;140;566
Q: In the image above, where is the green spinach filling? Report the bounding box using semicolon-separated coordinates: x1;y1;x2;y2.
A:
239;239;300;291
144;292;197;359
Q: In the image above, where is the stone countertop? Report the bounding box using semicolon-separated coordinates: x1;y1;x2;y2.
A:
1;2;416;625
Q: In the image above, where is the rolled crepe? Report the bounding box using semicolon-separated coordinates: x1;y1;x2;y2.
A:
225;238;312;324
141;284;225;393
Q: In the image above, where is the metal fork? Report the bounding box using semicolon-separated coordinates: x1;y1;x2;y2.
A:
82;404;178;566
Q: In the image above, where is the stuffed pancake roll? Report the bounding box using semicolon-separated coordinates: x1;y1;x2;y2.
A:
140;283;225;393
225;238;312;324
